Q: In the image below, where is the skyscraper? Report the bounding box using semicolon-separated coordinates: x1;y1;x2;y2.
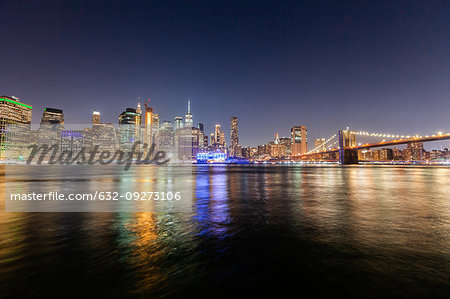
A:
185;100;193;127
214;124;222;145
136;102;142;126
41;108;64;125
230;116;239;156
92;110;101;125
118;108;139;152
291;126;307;155
152;113;160;132
144;99;153;146
198;123;204;132
0;96;32;160
175;116;183;129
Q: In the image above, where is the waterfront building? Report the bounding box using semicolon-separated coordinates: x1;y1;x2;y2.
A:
0;95;32;160
39;108;65;149
270;133;286;158
407;142;424;160
291;125;307;155
157;121;175;160
174;126;200;161
230;116;239;157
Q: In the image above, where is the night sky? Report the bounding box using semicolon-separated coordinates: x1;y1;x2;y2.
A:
1;0;449;147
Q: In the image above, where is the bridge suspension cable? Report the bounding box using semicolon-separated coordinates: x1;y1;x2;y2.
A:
308;133;338;154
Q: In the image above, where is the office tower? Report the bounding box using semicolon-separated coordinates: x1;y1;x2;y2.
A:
210;133;214;146
270;133;286;157
158;121;175;159
39;108;65;149
291;126;307;155
92;110;101;125
118;108;139;152
175;127;200;161
0;96;32;160
152;112;160;134
119;108;138;125
185;100;193;127
203;135;209;149
214;124;221;144
220;131;225;146
175;116;183;130
136;102;142;126
41;108;64;125
144;100;153;146
314;138;326;151
230;116;239;156
198;123;204;132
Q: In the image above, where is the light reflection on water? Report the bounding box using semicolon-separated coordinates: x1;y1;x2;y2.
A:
0;165;449;297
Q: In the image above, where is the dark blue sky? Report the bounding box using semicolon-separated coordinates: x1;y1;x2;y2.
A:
1;0;449;147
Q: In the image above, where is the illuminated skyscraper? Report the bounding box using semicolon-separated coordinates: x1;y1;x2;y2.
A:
41;108;64;125
158;120;175;159
136;102;142;126
175;116;183;129
0;96;32;160
0;96;32;125
144;99;153;145
152;113;160;132
230;116;239;156
118;108;139;152
214;124;221;145
270;133;286;157
92;110;100;125
185;100;193;127
291;126;307;155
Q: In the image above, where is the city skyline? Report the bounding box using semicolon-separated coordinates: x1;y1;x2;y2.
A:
1;1;449;147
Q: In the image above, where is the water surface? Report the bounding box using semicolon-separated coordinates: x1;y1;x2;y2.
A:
1;165;449;297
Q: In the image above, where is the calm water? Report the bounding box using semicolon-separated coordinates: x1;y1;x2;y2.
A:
1;165;449;297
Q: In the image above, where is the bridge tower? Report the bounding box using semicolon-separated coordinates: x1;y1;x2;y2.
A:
338;129;358;164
